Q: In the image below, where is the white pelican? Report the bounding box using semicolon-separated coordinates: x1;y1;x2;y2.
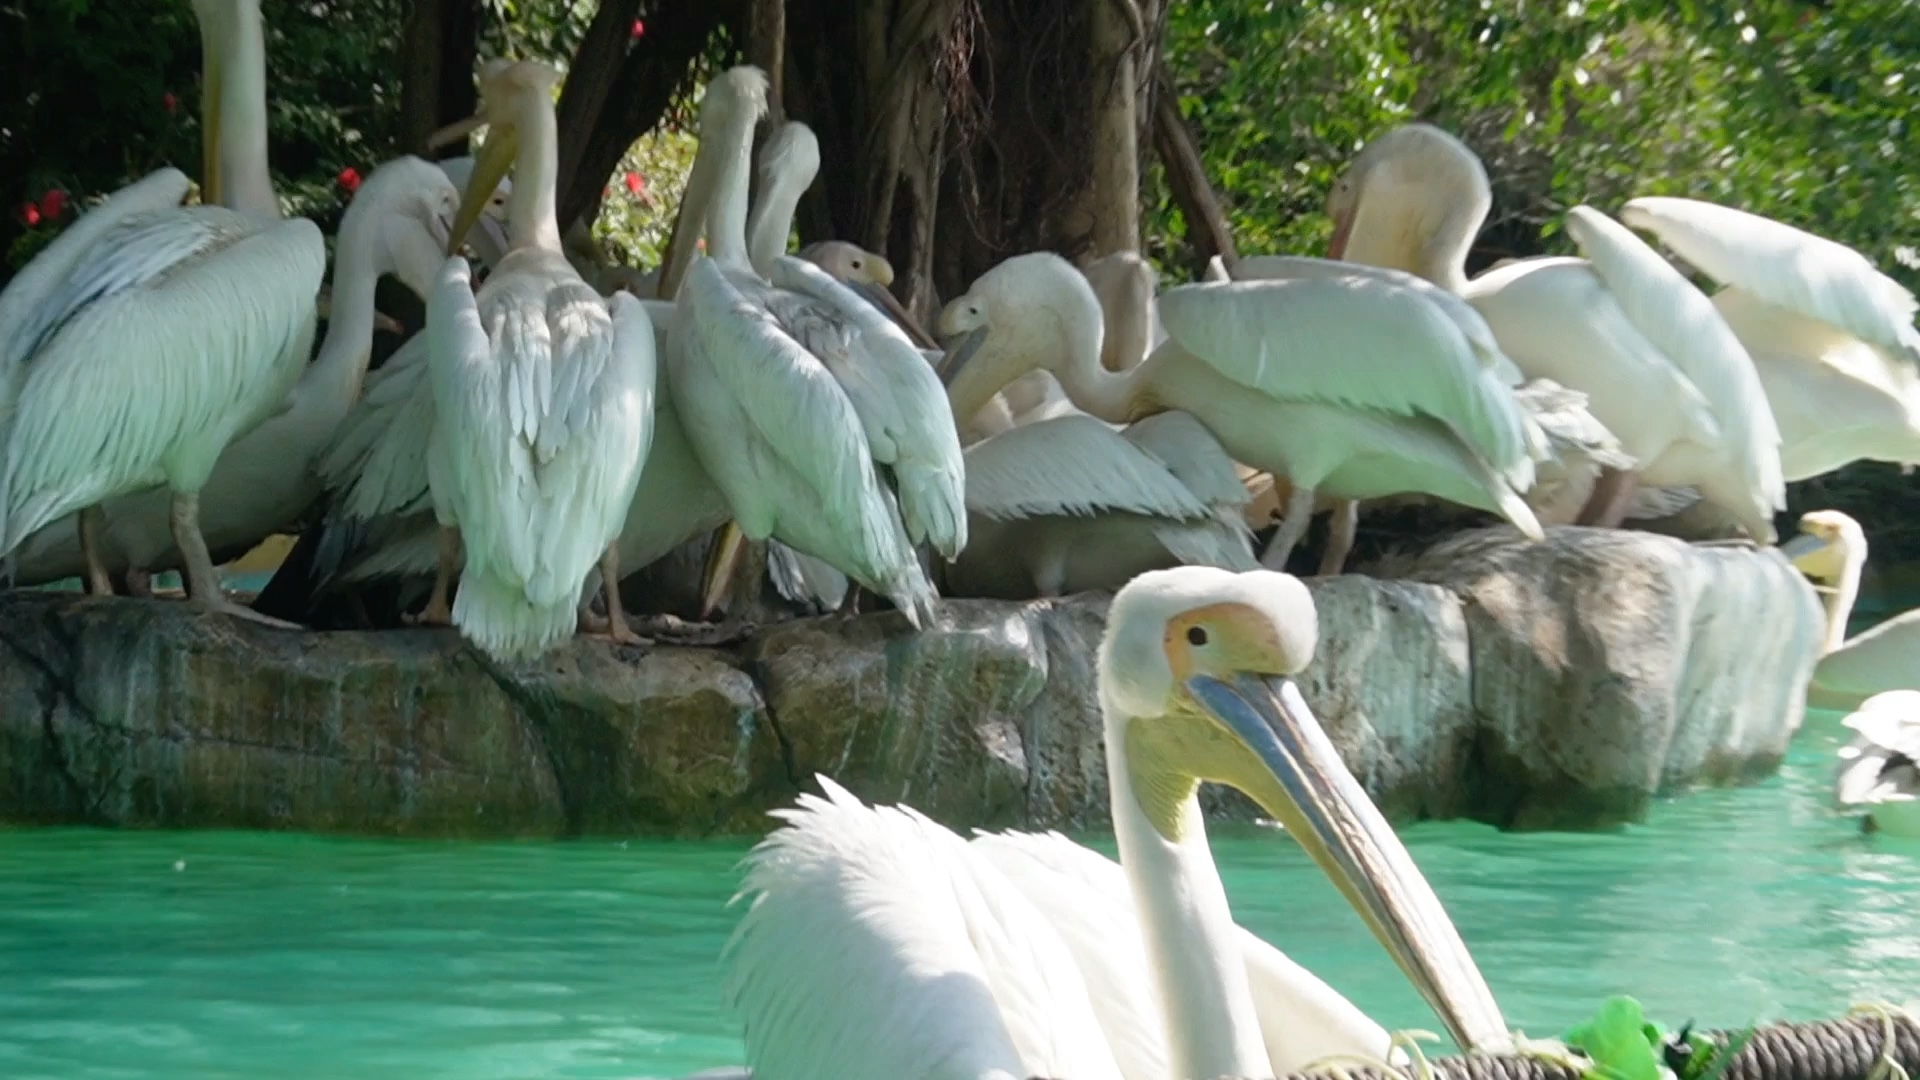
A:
1617;196;1920;481
308;255;899;640
935;252;1544;575
1329;123;1786;541
1214;253;1629;557
6;157;461;595
0;0;322;625
723;566;1510;1078
945;411;1257;599
415;58;657;659
950;257;1135;447
1780;509;1920;713
668;66;965;627
1833;691;1920;837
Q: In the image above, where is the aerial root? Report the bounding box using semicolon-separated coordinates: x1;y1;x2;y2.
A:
1848;1001;1917;1080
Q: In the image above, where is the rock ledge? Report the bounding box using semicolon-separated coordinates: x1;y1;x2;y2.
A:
0;527;1822;836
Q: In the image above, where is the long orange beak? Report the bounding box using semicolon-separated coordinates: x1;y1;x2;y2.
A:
1328;210;1354;260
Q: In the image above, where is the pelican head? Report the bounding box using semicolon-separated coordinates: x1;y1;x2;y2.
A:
432;58;562;256
1327;123;1489;276
804;240;894;289
331;156;463;300
1780;508;1866;585
434;155;512;270
1104;566;1507;1052
935;252;1102;402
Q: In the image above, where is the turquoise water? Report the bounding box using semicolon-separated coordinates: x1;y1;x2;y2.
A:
3;709;1918;1078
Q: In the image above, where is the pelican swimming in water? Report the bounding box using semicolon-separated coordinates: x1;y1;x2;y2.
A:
723;566;1511;1079
1832;690;1920;837
1781;509;1920;713
669;66;965;627
1328;123;1784;541
935;252;1543;576
0;0;323;625
414;58;657;659
6;156;462;597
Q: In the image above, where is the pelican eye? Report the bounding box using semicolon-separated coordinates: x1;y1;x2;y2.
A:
1186;626;1209;647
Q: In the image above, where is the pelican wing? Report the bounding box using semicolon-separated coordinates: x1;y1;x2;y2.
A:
676;259;912;577
0;169;193;376
1155;275;1535;486
1563;205;1785;509
1232;254;1524;385
1841;694;1920;759
1620;196;1920;360
969;829;1393;1077
767;255;968;558
723;778;1123;1080
1462;257;1723;454
0;210;322;549
319;331;437;522
428;258;655;605
963;415;1213;523
1119;410;1251;511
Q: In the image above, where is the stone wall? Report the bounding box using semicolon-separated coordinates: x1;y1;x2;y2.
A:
0;527;1824;837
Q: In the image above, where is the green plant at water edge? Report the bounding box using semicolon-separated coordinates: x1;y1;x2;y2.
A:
1562;996;1759;1080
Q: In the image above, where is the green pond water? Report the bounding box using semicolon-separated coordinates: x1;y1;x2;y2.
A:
4;709;1918;1079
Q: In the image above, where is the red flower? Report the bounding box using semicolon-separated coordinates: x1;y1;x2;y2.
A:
17;203;40;227
38;190;67;220
336;167;362;194
163;92;178;115
630;18;645;40
624;171;645;196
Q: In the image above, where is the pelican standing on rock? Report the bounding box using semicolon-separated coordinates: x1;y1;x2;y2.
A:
1781;509;1920;712
1327;123;1786;541
7;156;461;595
668;66;964;627
0;0;322;625
723;566;1511;1079
417;59;657;659
935;252;1543;575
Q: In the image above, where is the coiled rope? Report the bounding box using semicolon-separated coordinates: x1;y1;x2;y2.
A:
1282;1012;1920;1080
1026;1007;1920;1080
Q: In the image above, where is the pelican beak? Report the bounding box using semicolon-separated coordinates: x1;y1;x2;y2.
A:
1186;672;1509;1053
1327;209;1354;261
851;281;940;351
443;121;517;257
471;213;512;267
700;521;750;618
201;38;224;207
935;325;989;388
1778;531;1830;573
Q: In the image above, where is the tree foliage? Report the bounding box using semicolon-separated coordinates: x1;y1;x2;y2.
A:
1149;0;1917;289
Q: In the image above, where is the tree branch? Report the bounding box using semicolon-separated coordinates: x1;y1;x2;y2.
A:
1150;66;1237;276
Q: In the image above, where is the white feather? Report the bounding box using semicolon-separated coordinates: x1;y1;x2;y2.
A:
1619;195;1920;360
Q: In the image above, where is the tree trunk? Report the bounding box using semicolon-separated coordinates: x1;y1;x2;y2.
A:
554;0;647;229
784;0;1164;324
396;0;479;158
554;0;740;236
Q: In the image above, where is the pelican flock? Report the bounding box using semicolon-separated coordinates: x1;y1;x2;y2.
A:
6;23;1920;1078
